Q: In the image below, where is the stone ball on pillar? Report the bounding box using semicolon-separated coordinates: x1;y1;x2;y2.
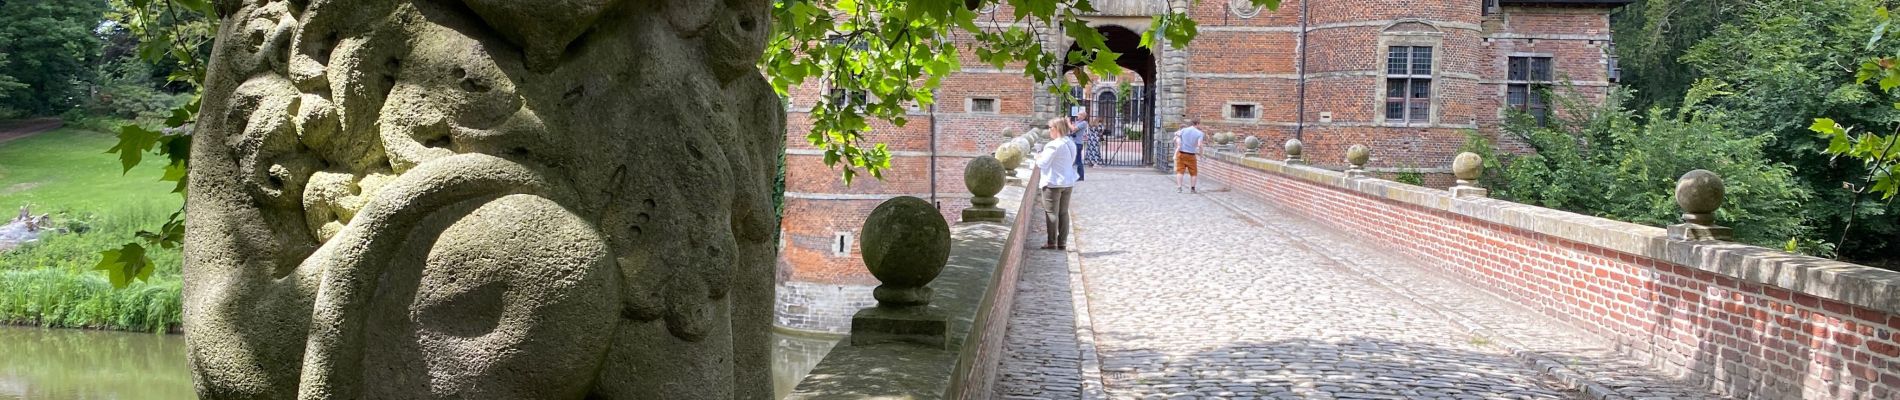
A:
1675;169;1725;224
1243;135;1262;152
965;156;1006;198
860;196;952;307
994;140;1027;171
1284;139;1304;158
1452;152;1484;182
1347;144;1370;168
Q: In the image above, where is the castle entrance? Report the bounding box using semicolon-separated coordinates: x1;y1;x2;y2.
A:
1061;24;1160;169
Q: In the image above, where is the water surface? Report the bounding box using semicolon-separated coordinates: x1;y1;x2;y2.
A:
0;326;836;400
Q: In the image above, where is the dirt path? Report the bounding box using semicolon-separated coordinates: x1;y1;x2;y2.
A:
0;118;64;146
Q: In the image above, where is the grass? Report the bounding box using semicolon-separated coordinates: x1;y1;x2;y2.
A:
0;125;183;333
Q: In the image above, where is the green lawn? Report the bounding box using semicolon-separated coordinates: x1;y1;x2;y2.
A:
0;127;179;213
0;126;183;333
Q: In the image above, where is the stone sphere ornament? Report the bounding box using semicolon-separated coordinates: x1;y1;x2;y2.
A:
964;156;1006;198
1284;139;1304;157
1453;152;1485;181
1675;169;1725;224
994;140;1026;171
860;196;953;307
1346;144;1370;168
1243;135;1262;151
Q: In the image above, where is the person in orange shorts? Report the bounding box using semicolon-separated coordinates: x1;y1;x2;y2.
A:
1173;118;1206;193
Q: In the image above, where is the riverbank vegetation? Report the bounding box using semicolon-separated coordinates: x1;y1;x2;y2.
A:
0;128;183;332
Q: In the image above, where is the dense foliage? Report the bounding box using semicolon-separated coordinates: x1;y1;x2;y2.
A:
0;0;109;117
1611;0;1742;112
1485;88;1818;251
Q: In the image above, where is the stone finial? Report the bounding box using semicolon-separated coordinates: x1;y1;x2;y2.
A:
994;139;1027;178
1450;152;1488;197
962;156;1007;223
853;196;953;347
1346;144;1370;178
1669;169;1733;241
1000;126;1021;139
1284;139;1305;164
1243;135;1263;157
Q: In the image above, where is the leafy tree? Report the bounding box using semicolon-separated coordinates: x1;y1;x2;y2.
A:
0;52;28;118
1612;0;1743;112
98;0;1284;287
1492;86;1819;252
1683;0;1900;263
0;0;109;115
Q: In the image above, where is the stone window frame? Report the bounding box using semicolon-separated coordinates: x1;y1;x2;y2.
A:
831;231;854;257
967;97;1000;114
1505;53;1556;126
1224;101;1261;122
1375;23;1445;127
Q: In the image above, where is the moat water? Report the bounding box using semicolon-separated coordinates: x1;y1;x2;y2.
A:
0;326;836;399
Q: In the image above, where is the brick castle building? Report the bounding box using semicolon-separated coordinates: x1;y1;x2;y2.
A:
777;0;1630;334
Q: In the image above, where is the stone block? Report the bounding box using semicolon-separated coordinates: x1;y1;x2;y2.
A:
849;306;949;349
1668;223;1733;242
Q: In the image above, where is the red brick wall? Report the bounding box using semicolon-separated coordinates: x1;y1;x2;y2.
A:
1204;156;1900;399
779;1;1626;331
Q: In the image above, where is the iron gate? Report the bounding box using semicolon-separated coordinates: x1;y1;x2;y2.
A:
1064;85;1155;167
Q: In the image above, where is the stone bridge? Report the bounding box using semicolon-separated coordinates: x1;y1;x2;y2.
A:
787;150;1899;400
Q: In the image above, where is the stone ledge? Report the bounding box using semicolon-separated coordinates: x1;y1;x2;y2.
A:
1207;151;1900;315
788;170;1040;400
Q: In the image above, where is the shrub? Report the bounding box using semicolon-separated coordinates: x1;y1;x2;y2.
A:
1489;86;1821;253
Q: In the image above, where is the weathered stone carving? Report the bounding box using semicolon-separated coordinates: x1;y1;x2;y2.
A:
184;0;781;398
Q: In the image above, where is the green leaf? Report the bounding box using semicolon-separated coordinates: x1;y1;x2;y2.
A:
108;125;161;174
95;243;153;289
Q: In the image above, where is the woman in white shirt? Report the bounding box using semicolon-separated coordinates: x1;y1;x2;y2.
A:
1035;117;1079;250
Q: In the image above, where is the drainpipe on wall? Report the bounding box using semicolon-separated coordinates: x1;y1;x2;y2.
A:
1294;0;1309;141
928;103;939;209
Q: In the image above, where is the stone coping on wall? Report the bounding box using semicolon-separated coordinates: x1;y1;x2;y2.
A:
1206;151;1900;315
786;170;1038;400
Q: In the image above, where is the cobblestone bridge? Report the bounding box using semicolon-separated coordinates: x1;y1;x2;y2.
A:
992;169;1720;400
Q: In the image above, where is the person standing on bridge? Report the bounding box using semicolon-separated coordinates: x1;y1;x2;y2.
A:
1173;118;1206;193
1035;117;1080;250
1076;109;1104;167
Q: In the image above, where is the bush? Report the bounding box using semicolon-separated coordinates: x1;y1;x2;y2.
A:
0;203;182;332
1488;87;1821;253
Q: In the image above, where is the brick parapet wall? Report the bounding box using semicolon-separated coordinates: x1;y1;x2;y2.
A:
1202;152;1900;399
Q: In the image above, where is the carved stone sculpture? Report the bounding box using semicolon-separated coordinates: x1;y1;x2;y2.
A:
184;1;781;399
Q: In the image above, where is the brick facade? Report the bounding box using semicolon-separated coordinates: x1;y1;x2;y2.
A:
778;0;1627;333
1203;153;1899;400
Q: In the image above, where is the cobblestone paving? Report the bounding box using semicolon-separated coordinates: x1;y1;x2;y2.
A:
1197;181;1722;400
994;238;1089;399
1065;171;1575;400
992;169;1728;400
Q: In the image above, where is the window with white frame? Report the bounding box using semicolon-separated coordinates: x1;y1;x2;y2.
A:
1385;46;1434;124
